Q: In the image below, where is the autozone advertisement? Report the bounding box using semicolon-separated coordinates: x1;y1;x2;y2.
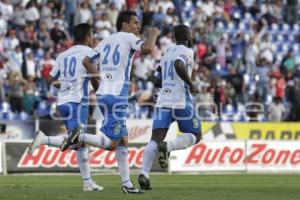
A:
169;141;246;172
169;141;300;173
246;141;300;172
4;141;165;173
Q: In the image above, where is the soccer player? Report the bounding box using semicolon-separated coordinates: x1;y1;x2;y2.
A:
138;25;202;190
27;23;103;192
60;11;161;193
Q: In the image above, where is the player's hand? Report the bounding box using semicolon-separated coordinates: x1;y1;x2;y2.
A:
149;27;161;36
189;85;199;94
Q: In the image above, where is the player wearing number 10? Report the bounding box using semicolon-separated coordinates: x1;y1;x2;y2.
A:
27;23;103;191
61;11;161;193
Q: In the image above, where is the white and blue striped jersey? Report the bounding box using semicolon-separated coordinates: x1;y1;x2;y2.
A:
89;32;143;97
50;45;92;106
156;45;194;109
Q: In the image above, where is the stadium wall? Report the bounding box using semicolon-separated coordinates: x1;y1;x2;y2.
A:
1;120;300;174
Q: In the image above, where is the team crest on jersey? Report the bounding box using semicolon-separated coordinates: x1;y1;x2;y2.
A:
192;117;199;129
105;73;112;80
114;122;122;135
162;88;172;95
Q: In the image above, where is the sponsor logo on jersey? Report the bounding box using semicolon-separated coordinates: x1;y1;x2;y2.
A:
114;122;121;135
104;73;112;80
192;117;199;129
162;88;172;95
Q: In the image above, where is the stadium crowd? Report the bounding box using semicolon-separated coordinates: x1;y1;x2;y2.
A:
0;0;299;122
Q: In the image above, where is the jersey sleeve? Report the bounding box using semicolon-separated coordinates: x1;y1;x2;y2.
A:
175;54;190;65
49;56;60;79
128;33;144;51
87;48;100;63
175;48;194;67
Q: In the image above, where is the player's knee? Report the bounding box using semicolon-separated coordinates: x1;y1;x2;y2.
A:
151;134;162;144
108;141;119;150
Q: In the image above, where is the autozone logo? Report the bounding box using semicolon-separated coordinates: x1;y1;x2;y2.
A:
18;146;144;168
185;143;300;166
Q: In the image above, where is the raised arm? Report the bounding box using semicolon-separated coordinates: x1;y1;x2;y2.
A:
140;27;161;54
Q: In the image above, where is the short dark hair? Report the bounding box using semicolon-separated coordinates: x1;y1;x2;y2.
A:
174;25;190;42
116;11;137;32
74;23;92;43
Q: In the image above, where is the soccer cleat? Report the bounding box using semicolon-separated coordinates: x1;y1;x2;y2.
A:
60;127;80;151
83;180;104;192
27;131;46;154
157;142;170;168
122;185;144;194
138;174;152;190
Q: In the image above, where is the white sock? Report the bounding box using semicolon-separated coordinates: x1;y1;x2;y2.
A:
44;135;66;148
167;133;197;152
140;140;158;179
116;146;133;188
79;131;112;149
76;147;91;181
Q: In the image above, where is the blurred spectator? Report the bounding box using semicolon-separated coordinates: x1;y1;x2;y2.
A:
284;0;299;25
24;49;36;80
39;52;54;97
18;23;37;49
133;55;155;90
191;7;206;29
8;45;23;74
12;3;26;29
281;50;296;75
245;36;258;78
226;67;245;108
37;23;52;51
3;29;19;55
268;97;285;122
9;72;26;113
75;2;93;25
107;3;119;27
286;81;300;121
0;58;8;104
64;0;77;35
50;22;67;49
0;12;7;36
159;30;175;53
255;58;270;102
24;0;40;24
0;0;13;22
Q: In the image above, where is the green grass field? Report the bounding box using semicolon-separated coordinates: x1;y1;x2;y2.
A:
1;174;300;200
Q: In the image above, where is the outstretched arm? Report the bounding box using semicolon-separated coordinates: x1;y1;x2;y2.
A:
140;27;161;54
